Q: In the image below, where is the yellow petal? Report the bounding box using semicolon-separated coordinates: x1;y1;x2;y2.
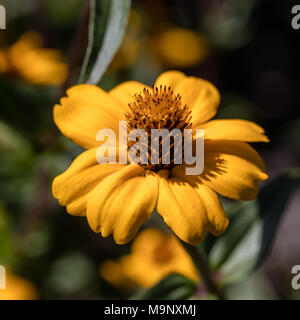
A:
119;229;199;287
100;260;135;289
195;184;229;236
16;49;68;85
155;70;220;125
8;32;67;85
156;170;208;245
202;141;268;200
155;70;186;89
120;254;161;288
53;84;125;149
52;148;125;216
198;119;269;142
150;27;208;68
109;81;151;109
14;32;43;48
171;168;229;237
0;272;38;300
87;165;158;244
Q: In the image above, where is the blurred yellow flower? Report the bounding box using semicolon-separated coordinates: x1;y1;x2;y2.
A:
100;228;199;288
0;271;38;300
0;50;9;73
150;27;209;68
52;71;268;245
0;32;68;85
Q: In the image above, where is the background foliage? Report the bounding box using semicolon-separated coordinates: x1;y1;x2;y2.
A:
0;0;299;299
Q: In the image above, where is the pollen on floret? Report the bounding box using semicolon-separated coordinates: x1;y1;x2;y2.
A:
125;85;192;172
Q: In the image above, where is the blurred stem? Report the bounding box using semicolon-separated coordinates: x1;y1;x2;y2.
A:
177;237;227;300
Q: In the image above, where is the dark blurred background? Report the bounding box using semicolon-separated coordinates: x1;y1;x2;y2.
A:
0;0;299;299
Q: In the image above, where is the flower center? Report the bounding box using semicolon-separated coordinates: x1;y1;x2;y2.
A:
125;85;192;172
152;242;174;264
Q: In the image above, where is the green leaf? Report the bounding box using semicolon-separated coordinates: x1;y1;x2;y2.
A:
0;204;16;267
79;0;131;84
0;121;32;155
130;274;197;300
208;169;300;284
44;252;98;297
0;121;35;207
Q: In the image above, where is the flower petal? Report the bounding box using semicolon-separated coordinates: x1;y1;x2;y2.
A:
52;148;125;216
87;165;158;244
100;260;134;289
53;84;125;149
170;168;229;237
196;184;229;236
155;70;186;89
202;141;268;200
155;70;220;126
109;81;151;110
15;49;68;85
156;170;208;245
8;32;67;85
198;119;269;142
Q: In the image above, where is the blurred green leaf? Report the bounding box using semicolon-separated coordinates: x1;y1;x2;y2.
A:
226;270;276;300
0;121;32;155
130;274;197;300
217;94;256;121
20;225;53;258
0;204;16;267
0;121;35;206
0;0;33;19
79;0;131;84
44;252;98;297
208;169;300;284
46;0;83;27
0;77;54;141
203;0;258;50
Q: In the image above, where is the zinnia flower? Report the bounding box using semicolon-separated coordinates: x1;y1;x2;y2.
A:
0;32;68;85
52;71;268;245
100;228;199;288
0;271;38;300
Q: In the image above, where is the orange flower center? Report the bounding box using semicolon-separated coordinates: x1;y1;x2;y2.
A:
152;242;174;264
125;85;192;171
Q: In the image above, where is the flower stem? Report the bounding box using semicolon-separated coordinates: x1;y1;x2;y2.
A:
177;237;227;300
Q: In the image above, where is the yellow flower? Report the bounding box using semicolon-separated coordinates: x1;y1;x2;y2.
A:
0;271;38;300
0;32;68;85
52;71;268;245
100;228;199;288
149;27;208;68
